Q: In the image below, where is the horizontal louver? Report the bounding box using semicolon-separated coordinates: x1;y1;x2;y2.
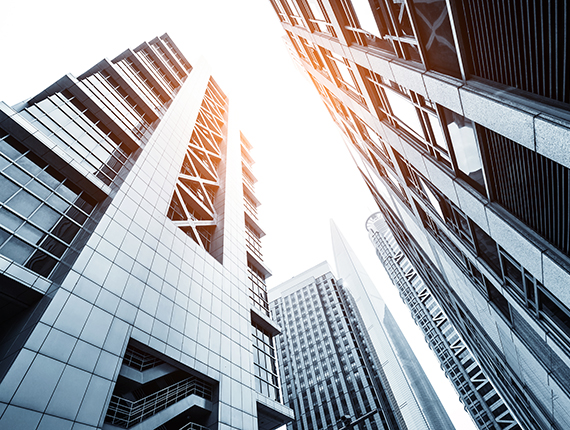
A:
459;0;569;105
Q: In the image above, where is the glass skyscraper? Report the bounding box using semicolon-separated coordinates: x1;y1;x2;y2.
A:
331;221;454;430
270;227;455;430
0;35;292;429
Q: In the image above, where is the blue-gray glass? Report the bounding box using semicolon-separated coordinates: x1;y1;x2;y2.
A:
0;133;96;279
443;107;486;193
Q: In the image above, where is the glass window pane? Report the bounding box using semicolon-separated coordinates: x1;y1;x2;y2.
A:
443;108;485;189
428;113;448;150
0;207;24;231
0;177;20;203
0;139;24;160
540;291;570;336
27;181;51;199
25;250;58;277
30;205;60;231
7;191;42;217
0;228;9;246
16;223;44;245
40;236;67;258
306;0;326;20
385;89;425;138
472;223;500;276
3;165;32;186
501;254;523;292
0;236;34;264
351;0;381;38
0;156;9;171
47;194;70;212
51;217;80;244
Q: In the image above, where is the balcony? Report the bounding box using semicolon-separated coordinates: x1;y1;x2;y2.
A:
105;375;212;428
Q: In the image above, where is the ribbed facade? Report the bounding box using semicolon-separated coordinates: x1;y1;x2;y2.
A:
267;1;570;429
0;35;292;429
330;220;455;430
367;213;520;430
270;262;408;430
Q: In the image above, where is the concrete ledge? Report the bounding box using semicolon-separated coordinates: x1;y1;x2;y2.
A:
459;87;536;150
535;114;570;170
486;208;544;282
389;61;427;97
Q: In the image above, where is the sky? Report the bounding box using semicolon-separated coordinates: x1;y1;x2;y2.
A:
0;1;476;429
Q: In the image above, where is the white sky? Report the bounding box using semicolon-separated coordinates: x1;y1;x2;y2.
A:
0;1;476;429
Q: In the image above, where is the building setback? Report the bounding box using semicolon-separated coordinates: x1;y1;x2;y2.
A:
367;212;520;430
270;256;455;430
267;1;570;429
0;35;292;429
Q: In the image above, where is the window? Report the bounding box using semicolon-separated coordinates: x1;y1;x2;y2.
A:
0;132;97;281
366;73;451;166
539;290;570;338
303;0;336;36
486;283;511;322
322;49;364;103
252;321;281;401
442;107;487;195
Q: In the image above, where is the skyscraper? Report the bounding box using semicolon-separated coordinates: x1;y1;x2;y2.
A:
267;1;570;429
270;255;455;430
367;212;520;430
0;35;292;429
330;220;455;430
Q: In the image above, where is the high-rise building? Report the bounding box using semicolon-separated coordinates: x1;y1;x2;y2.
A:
0;35;292;430
367;212;520;430
330;220;455;430
267;2;570;429
269;257;455;430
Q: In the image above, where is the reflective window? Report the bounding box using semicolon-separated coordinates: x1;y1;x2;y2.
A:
19;91;131;186
540;290;570;338
384;88;425;138
0;132;97;280
442;107;486;194
116;57;169;114
486;282;511;322
350;0;381;38
252;321;280;401
304;0;335;35
366;73;450;166
282;0;307;27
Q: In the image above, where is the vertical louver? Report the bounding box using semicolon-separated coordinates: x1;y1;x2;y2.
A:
459;0;569;105
480;127;570;256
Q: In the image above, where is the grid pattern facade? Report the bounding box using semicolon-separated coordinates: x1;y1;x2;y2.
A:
268;1;570;429
0;36;292;430
271;264;408;430
367;213;520;430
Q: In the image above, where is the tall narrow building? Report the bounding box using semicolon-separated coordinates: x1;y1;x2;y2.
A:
270;257;455;430
330;220;455;430
267;1;570;429
367;212;520;430
0;35;292;429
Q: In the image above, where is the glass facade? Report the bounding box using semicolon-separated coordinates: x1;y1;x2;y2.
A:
270;262;451;430
0;34;292;430
0;131;97;281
